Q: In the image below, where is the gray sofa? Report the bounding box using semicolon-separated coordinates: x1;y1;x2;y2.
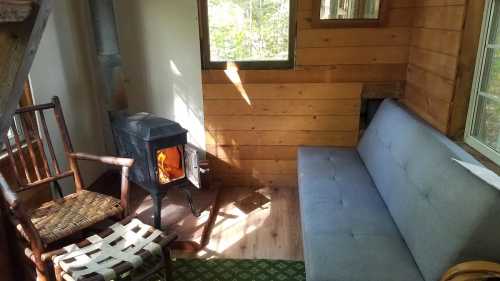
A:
298;99;500;281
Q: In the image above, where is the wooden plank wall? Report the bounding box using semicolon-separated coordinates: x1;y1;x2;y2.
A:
205;83;361;188
401;0;483;135
203;0;415;189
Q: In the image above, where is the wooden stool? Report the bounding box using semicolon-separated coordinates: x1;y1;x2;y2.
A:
50;218;176;281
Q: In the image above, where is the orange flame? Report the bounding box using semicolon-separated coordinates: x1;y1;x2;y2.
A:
157;146;185;184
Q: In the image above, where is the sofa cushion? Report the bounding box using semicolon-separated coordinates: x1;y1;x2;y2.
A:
358;99;500;281
298;147;423;281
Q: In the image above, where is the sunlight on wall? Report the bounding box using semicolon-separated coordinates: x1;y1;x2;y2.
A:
169;60;182;77
174;91;206;149
224;61;252;106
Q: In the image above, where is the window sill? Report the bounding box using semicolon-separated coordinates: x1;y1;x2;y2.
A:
456;141;500;176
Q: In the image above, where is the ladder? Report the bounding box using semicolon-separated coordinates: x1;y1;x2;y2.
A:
0;0;53;139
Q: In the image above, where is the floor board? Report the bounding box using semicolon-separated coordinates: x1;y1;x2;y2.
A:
91;172;303;261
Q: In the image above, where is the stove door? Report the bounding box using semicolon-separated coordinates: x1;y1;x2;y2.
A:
184;143;201;188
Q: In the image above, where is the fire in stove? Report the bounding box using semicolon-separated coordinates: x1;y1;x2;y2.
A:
157;145;185;184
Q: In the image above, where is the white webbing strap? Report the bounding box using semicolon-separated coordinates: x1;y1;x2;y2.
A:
53;219;164;281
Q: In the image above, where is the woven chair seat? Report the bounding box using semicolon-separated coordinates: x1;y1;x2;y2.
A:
52;218;172;281
26;190;123;244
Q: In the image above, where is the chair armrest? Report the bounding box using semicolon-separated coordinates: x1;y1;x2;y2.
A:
70;152;134;167
441;261;500;281
70;152;134;215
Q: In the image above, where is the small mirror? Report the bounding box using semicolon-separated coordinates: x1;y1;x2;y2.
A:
312;0;387;28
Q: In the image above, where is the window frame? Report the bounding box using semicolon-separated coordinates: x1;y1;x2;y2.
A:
311;0;389;28
198;0;297;70
465;0;500;166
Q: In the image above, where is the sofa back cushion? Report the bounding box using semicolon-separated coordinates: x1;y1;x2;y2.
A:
357;99;500;281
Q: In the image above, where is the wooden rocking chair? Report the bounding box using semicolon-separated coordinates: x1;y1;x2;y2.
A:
441;261;500;281
0;96;135;281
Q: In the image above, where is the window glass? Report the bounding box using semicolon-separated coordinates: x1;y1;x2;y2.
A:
320;0;381;20
472;95;500;153
206;0;291;64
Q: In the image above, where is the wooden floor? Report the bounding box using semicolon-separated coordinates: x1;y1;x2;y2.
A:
91;172;303;261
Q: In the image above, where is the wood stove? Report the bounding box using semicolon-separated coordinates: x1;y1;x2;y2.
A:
111;112;206;229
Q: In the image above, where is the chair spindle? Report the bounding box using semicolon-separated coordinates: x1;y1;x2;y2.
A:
20;112;42;181
11;117;32;183
3;134;23;186
39;110;61;175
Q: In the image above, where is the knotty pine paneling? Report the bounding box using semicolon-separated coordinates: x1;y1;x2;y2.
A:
206;130;359;146
406;64;455;102
449;0;487;137
204;99;360;116
204;83;361;189
205;115;358;131
202;64;407;84
296;46;409;66
295;0;413;67
408;47;459;81
203;0;414;189
203;83;362;99
410;28;462;56
297;28;411;48
402;1;474;134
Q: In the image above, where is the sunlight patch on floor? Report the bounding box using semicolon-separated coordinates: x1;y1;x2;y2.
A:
196;191;272;258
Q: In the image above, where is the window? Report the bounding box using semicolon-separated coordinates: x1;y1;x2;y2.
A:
199;0;296;69
466;0;500;166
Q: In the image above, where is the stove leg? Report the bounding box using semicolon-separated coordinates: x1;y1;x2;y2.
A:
180;187;200;217
152;194;163;230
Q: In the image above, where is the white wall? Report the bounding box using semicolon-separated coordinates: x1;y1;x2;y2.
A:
29;0;107;194
114;0;206;150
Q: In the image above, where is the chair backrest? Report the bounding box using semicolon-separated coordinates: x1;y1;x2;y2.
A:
2;96;83;194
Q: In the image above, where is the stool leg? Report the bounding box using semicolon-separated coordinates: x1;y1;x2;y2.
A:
36;268;49;281
54;264;64;281
34;257;52;281
164;248;173;281
152;194;163;230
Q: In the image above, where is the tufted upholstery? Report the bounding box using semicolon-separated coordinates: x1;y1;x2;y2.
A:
358;99;500;281
298;99;500;281
298;147;423;281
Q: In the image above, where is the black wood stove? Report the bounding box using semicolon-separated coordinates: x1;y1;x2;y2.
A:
111;112;206;229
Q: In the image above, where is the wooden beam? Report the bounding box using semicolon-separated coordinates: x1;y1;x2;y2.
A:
0;0;53;149
0;1;33;23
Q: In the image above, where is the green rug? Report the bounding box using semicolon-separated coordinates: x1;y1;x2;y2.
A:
171;259;306;281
